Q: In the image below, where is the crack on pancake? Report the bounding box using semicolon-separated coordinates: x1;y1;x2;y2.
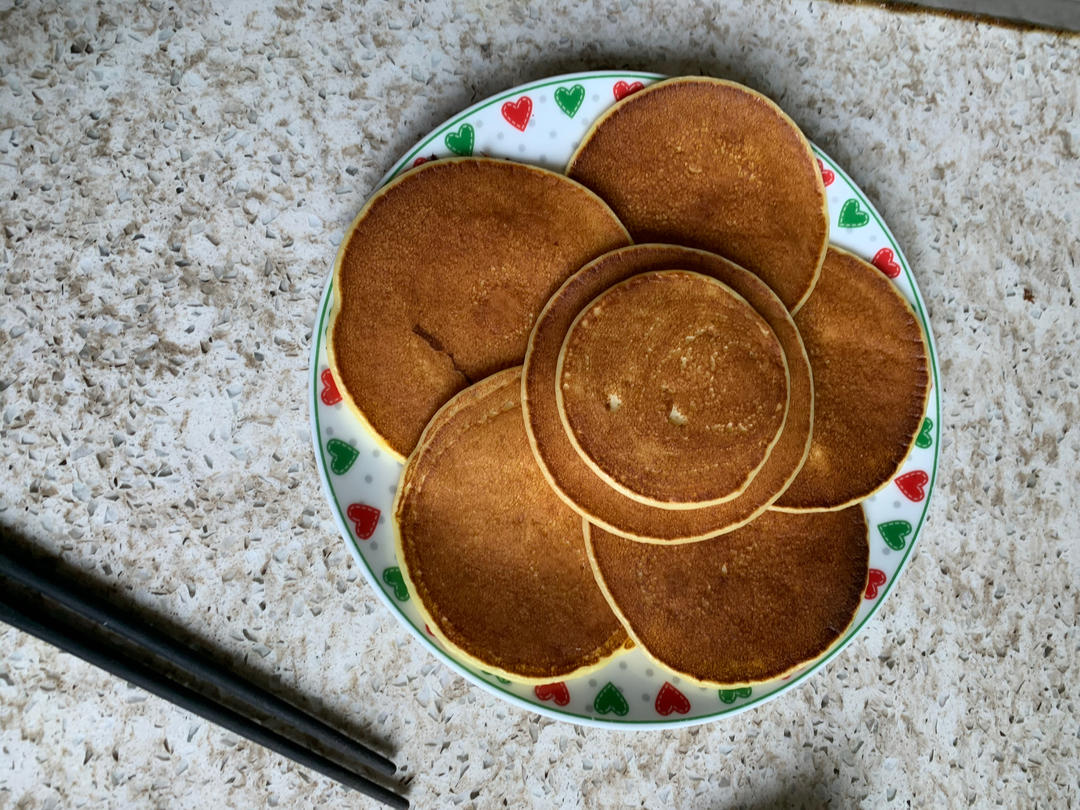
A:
412;323;474;385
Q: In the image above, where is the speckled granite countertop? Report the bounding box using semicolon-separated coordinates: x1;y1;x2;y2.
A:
1;1;1077;807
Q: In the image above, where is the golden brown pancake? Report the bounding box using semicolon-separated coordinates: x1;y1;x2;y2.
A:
329;158;630;461
566;77;828;312
772;247;931;511
393;368;629;682
522;245;813;542
555;270;789;507
586;507;868;686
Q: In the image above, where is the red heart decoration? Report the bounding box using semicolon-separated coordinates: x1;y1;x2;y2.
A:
613;80;644;101
320;368;342;406
865;568;887;599
872;247;902;279
412;156;429;167
501;96;532;131
895;470;928;502
534;682;571;706
654;682;691;716
346;503;380;539
817;158;835;187
424;624;434;636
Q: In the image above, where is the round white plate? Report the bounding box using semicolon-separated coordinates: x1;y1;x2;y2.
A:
308;71;941;728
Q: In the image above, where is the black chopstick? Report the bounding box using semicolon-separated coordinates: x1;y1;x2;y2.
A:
0;545;395;778
0;591;408;809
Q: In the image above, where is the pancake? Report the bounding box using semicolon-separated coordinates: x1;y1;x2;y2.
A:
329;157;631;461
522;244;813;542
772;247;931;511
555;270;790;507
586;507;869;686
393;367;629;682
566;77;828;312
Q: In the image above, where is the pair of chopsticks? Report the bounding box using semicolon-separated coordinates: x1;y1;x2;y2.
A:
0;541;408;809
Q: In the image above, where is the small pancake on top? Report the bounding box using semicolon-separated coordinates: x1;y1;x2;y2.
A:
555;270;790;508
523;244;814;542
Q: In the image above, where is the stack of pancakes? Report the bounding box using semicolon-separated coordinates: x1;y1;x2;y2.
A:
328;77;931;688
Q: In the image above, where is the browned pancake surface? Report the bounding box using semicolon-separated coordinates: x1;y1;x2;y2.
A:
330;158;630;460
772;247;931;511
566;77;827;312
523;245;813;542
556;270;788;506
587;508;868;685
394;368;628;681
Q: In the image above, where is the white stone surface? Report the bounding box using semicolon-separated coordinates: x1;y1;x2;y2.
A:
1;0;1078;807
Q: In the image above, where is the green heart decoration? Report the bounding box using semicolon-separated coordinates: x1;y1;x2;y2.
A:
382;567;409;601
326;438;359;475
718;687;752;704
915;417;933;449
878;520;912;551
444;123;475;156
593;682;629;716
554;84;586;118
482;671;511;684
838;198;870;228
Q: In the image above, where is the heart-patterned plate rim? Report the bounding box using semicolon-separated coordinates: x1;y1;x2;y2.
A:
308;71;941;728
